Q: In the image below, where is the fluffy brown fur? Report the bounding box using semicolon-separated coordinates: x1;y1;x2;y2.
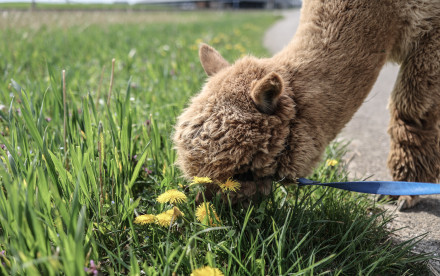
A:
173;0;440;208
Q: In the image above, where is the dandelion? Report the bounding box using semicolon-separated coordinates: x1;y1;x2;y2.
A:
155;212;173;227
196;202;221;226
166;206;185;219
156;189;187;204
219;178;240;192
134;214;156;225
190;176;213;185
212;37;220;44
155;207;184;227
243;23;257;31
326;159;339;167
191;266;224;276
233;43;246;54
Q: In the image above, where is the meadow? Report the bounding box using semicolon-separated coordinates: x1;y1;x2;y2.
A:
0;10;432;275
0;2;172;11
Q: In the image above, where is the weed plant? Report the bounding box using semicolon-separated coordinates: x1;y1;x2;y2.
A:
0;11;430;275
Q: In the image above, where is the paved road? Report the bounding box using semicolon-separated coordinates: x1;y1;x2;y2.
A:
263;9;440;272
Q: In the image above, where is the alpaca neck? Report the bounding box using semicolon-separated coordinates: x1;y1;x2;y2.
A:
270;0;399;178
274;0;397;143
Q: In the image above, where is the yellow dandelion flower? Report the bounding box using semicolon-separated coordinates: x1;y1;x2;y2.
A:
190;176;213;186
212;37;221;44
191;266;224;276
156;189;187;204
155;207;185;227
219;178;241;192
134;214;156;225
243;23;257;31
196;202;221;226
155;212;173;227
326;159;339;167
166;206;185;219
233;43;245;53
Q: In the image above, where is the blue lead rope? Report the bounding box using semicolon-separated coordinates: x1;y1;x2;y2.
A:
297;178;440;196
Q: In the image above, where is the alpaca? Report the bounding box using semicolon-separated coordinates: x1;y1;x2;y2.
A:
173;0;440;209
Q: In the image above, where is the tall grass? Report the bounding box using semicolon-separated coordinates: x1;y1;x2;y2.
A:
0;11;431;275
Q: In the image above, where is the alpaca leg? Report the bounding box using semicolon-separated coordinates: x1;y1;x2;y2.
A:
387;30;440;210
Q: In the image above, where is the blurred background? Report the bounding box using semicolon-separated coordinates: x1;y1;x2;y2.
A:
0;0;302;10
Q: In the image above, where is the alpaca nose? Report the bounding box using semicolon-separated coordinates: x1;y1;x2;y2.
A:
233;171;254;182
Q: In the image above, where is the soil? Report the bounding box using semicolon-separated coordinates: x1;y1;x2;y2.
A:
263;9;440;274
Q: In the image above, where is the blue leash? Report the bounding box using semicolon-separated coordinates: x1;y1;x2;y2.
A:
297;178;440;196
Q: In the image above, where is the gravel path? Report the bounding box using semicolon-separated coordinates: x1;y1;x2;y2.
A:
264;9;440;273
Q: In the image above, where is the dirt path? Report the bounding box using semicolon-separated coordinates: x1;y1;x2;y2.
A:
264;9;440;273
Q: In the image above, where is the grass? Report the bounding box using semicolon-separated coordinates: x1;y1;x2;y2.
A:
0;10;432;275
0;2;179;11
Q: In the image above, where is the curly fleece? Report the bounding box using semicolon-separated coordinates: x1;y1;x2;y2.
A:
174;0;440;205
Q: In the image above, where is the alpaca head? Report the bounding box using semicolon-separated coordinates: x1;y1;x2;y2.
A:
173;44;296;196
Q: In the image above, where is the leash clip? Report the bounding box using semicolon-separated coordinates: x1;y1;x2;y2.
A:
297;178;321;186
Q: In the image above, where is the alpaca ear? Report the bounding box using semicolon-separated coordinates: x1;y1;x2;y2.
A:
251;72;283;114
199;43;230;76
